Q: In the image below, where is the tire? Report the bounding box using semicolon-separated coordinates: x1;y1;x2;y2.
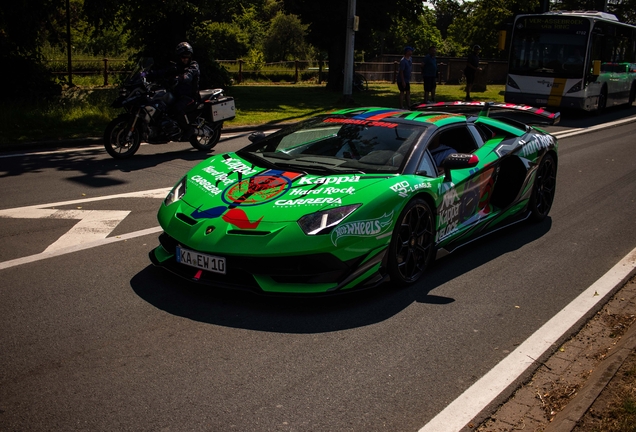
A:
189;121;222;151
103;115;141;159
353;73;368;92
387;198;436;286
597;87;607;114
529;153;557;222
628;82;636;107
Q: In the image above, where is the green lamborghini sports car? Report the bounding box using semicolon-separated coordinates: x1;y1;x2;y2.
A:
149;102;559;295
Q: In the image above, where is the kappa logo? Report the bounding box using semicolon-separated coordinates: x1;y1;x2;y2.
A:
330;211;393;246
298;176;361;186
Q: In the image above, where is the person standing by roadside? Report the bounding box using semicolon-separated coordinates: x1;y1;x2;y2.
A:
421;45;438;104
464;44;482;101
397;46;414;109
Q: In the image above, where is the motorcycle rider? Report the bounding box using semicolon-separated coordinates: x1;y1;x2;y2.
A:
147;42;200;140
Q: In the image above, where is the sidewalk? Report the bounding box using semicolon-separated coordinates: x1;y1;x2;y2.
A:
476;276;636;431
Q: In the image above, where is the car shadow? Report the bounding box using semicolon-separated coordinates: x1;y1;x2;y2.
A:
131;218;552;333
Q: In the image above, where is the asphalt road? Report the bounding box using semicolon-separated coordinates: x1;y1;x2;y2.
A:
1;108;636;431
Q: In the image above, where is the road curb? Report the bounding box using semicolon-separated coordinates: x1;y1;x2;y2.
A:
544;314;636;432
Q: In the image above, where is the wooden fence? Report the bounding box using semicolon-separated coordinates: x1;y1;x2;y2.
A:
47;57;509;86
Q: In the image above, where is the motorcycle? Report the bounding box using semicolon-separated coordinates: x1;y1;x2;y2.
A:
103;58;235;159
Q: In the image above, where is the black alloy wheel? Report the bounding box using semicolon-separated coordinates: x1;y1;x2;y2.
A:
388;198;436;285
103;115;141;159
529;153;557;222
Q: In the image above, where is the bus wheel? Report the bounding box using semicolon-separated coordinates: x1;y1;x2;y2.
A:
597;87;607;114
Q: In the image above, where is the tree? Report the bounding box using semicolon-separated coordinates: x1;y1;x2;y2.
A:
553;0;636;24
447;0;539;58
83;0;264;86
430;0;463;39
284;0;425;90
0;0;63;99
263;12;310;61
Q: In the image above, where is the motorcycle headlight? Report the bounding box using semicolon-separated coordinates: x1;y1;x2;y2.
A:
297;204;361;235
164;177;187;206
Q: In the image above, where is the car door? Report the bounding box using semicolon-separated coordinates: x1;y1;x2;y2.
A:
427;125;497;244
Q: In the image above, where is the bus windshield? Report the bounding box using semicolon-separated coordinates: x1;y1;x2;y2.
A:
509;16;591;78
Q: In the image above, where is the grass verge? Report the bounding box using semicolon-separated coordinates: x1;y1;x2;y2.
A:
0;83;505;147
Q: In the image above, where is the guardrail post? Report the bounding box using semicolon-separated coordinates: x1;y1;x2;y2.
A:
393;61;398;83
318;61;323;84
103;58;109;86
295;61;299;83
238;60;243;84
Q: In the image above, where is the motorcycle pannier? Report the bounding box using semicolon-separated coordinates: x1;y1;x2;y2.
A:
211;97;236;122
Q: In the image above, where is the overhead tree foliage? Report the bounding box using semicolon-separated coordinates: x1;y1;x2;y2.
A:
553;0;636;24
0;0;64;99
447;0;540;59
83;0;264;87
430;0;464;40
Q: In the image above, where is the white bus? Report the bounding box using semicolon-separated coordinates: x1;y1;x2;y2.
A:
505;11;636;111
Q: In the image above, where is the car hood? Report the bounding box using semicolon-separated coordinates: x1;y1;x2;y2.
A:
179;153;391;224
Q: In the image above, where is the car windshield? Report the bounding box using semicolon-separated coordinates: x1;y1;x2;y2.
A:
238;116;425;174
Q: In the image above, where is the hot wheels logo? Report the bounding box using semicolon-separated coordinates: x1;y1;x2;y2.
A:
330;211;393;246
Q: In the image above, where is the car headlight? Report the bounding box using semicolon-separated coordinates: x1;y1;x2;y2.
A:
297;204;361;235
164;177;187;206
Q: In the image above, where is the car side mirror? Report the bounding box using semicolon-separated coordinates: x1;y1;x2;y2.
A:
442;153;479;182
248;131;266;143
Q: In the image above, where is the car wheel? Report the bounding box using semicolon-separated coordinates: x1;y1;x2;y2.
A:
597;87;607;114
529;153;557;222
388;198;436;285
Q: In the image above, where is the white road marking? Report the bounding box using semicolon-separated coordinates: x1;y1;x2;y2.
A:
419;246;636;432
0;187;171;265
0;226;163;271
552;114;636;139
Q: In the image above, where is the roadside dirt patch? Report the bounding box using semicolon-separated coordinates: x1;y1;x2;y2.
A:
573;348;636;431
476;277;636;432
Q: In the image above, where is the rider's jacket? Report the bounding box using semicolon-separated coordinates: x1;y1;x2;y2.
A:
148;60;200;100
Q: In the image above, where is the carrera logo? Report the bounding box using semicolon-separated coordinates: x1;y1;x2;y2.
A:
275;197;342;206
330;212;393;246
190;175;223;195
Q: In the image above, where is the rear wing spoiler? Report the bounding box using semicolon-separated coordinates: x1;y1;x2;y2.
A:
411;101;561;126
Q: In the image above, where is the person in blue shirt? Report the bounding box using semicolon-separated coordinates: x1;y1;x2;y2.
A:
397;46;414;109
421;45;438;104
429;136;456;168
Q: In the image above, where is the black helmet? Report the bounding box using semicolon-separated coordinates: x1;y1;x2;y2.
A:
176;42;193;57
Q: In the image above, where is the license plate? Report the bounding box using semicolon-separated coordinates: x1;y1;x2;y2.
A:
176;246;226;275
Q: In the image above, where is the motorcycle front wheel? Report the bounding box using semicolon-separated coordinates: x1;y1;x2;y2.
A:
189;121;222;151
104;115;142;159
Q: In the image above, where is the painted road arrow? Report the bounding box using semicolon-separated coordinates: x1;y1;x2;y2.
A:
0;187;171;269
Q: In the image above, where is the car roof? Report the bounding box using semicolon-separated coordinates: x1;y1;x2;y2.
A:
329;107;468;129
